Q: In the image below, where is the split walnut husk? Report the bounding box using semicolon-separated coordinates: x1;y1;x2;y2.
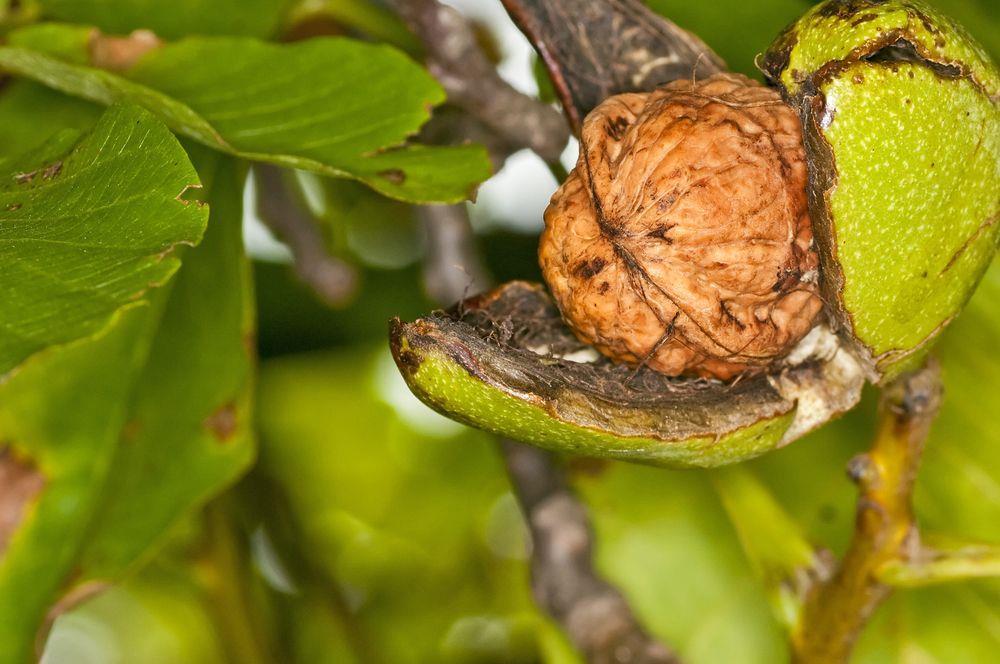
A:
390;0;999;467
390;75;867;468
390;282;864;468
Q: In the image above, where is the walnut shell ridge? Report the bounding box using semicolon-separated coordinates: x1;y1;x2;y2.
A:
539;73;823;380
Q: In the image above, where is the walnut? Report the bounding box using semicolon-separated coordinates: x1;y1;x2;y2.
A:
539;73;823;380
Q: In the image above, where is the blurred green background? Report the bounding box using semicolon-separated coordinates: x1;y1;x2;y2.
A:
0;0;994;662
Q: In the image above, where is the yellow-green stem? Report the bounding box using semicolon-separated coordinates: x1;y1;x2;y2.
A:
196;503;273;664
792;361;942;664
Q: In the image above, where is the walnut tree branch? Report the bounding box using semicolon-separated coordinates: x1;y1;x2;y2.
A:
502;440;679;664
416;201;677;664
418;204;491;305
499;0;724;134
792;361;943;664
392;0;570;163
252;164;357;307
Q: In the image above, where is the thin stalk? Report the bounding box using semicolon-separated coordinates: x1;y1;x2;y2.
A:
792;361;942;664
195;504;275;664
711;466;830;630
878;543;1000;588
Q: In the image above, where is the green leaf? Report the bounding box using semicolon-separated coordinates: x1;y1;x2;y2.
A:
0;102;207;377
0;304;158;664
644;0;810;77
316;175;419;268
43;569;229;664
77;148;256;579
256;347;562;663
43;513;249;664
710;466;818;629
37;0;291;40
0;110;255;660
5;22;93;64
576;466;788;663
284;0;419;53
0;33;493;203
0;80;101;172
929;0;1000;59
919;262;1000;543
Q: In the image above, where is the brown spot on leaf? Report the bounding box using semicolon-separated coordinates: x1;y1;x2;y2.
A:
120;419;142;443
0;446;45;555
14;170;37;185
242;331;257;357
282;14;348;41
14;161;63;186
42;161;62;180
378;169;406;185
5;203;22;211
203;403;239;443
88;29;163;72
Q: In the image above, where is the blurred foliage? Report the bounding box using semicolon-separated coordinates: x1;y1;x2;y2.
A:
283;0;419;52
34;0;292;40
252;347;566;663
645;0;813;77
1;0;997;662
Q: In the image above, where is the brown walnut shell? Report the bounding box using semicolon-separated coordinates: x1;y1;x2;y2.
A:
539;72;824;380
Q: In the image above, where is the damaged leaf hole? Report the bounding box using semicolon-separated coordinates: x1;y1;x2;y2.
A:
13;160;63;186
175;182;206;207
